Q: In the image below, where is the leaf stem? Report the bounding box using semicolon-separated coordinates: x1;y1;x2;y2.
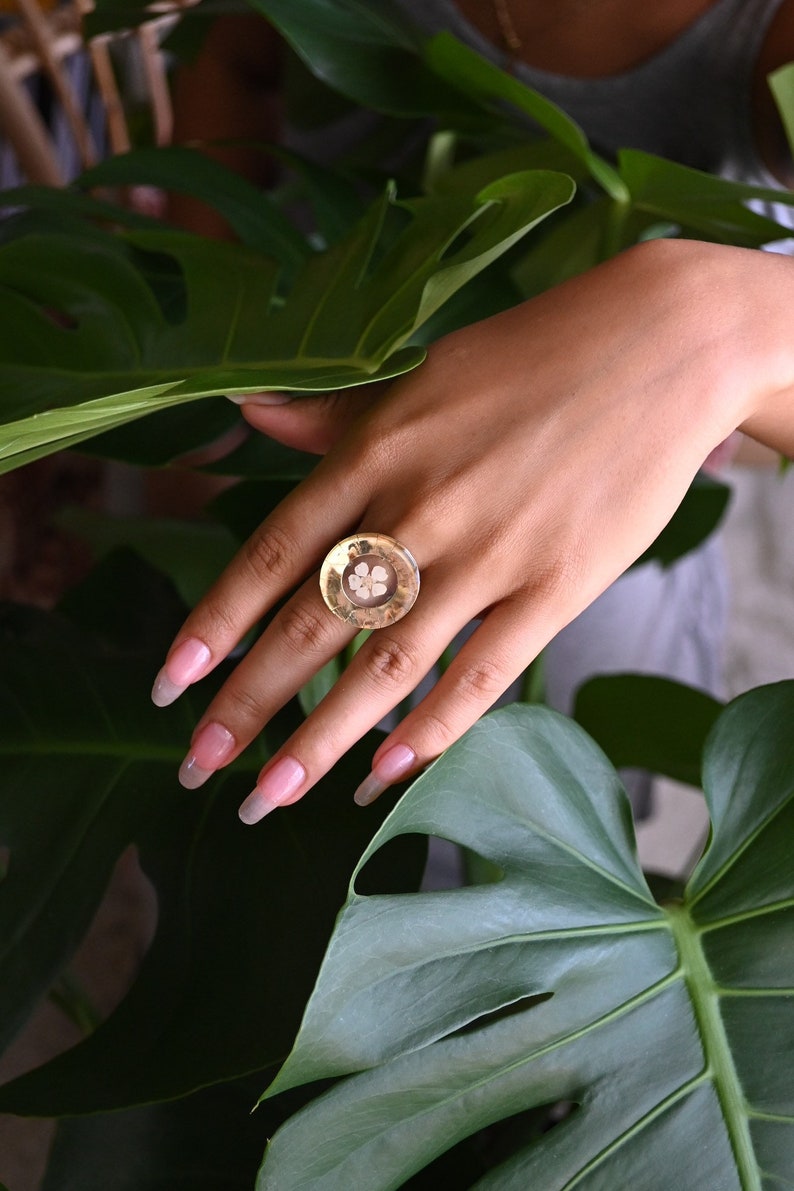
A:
667;904;760;1190
520;651;545;704
598;194;631;261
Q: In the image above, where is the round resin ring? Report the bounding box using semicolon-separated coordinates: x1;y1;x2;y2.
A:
319;532;420;629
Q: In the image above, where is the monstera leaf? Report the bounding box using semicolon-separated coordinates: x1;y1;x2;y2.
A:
0;554;424;1116
257;685;794;1188
574;673;722;788
0;166;574;474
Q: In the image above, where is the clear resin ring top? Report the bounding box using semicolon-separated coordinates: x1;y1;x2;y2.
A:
319;532;420;629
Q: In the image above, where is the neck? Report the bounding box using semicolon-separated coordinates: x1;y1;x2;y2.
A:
456;0;718;77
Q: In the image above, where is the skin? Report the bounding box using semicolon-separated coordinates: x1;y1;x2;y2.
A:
157;2;794;821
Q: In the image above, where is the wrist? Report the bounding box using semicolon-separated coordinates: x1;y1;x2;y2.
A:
636;238;794;458
686;240;794;456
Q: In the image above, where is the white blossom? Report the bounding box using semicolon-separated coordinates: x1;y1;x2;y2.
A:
347;561;389;599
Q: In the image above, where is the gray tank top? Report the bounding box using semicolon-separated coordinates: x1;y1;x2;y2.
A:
396;0;788;182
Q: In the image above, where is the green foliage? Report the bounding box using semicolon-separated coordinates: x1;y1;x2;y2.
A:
246;0;460;118
769;62;794;163
58;509;238;608
2;2;793;480
259;687;794;1188
0;554;424;1118
574;674;722;788
2;1;794;1185
0;162;573;473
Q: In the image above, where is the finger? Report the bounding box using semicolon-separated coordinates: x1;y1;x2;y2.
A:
151;459;366;706
234;384;388;454
235;570;477;825
352;593;564;806
177;576;356;788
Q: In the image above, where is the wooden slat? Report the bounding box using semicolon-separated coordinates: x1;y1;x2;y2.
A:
12;0;96;167
0;37;63;183
138;20;171;146
88;35;130;154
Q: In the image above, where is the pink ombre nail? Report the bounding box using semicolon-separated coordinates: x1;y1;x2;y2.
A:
354;743;416;807
179;723;236;790
151;638;211;707
238;756;306;825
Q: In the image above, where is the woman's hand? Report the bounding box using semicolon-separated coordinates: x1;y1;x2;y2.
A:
152;239;794;823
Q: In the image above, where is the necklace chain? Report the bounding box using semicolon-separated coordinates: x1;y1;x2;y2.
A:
491;0;523;53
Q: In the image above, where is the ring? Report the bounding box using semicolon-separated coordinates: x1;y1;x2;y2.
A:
319;532;420;629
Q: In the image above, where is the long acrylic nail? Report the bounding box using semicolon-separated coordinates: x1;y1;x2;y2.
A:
179;722;236;790
151;638;211;708
238;756;306;825
226;392;293;406
354;743;417;807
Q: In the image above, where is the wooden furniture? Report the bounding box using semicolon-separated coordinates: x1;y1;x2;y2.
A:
0;0;175;184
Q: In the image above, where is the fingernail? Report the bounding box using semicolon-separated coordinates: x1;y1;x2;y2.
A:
226;392;293;406
238;756;306;825
179;722;236;790
151;638;211;707
354;743;416;807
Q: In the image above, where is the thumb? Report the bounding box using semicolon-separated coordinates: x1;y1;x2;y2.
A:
229;384;388;455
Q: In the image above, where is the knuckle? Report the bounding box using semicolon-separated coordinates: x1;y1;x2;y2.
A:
196;593;243;641
410;707;458;750
450;656;507;705
279;601;335;657
526;546;584;603
240;521;297;585
362;636;420;691
222;681;266;725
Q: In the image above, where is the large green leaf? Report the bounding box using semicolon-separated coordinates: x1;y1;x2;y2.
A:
78;147;312;266
574;674;723;788
0;167;573;474
57;508;239;608
258;685;794;1188
247;6;620;197
510;197;612;298
0;556;424;1116
0;185;164;238
87;0;470;127
74;143;366;259
247;0;475;119
619;149;794;246
424;34;626;201
769;63;794;162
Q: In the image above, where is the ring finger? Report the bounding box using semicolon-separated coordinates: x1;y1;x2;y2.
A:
234;568;481;824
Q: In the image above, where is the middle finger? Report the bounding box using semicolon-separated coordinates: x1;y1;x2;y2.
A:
178;575;357;788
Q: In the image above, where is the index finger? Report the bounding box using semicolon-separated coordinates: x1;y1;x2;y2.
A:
151;457;365;706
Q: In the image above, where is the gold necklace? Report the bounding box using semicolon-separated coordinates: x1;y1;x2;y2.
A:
491;0;523;53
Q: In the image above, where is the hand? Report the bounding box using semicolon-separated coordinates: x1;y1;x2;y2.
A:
152;239;794;822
